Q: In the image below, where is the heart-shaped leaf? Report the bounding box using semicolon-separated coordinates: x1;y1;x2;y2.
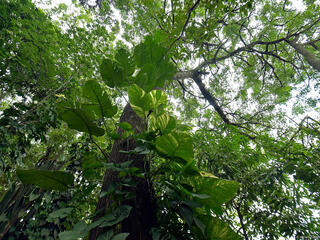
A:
82;80;117;118
155;131;194;163
17;169;74;191
58;106;104;136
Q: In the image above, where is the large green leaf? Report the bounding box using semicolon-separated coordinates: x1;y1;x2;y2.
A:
135;63;157;92
115;48;135;77
112;233;130;240
200;216;242;240
58;107;104;136
82;80;117;118
128;84;168;118
133;36;166;67
187;173;239;213
148;90;167;114
59;221;89;240
128;84;152;118
149;113;176;134
155;131;194;163
48;208;73;219
87;205;132;229
100;58;126;88
179;204;193;226
133;36;176;89
16;169;74;191
154;60;176;87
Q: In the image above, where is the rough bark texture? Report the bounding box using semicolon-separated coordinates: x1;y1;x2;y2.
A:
89;104;157;240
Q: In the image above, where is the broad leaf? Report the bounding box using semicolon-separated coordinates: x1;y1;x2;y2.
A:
17;169;74;191
112;233;130;240
133;36;166;67
135;63;157;92
149;114;176;134
59;221;89;240
179;205;193;226
148;90;167;115
200;216;242;240
58;106;104;136
128;84;151;118
128;84;168;117
119;121;132;131
115;48;134;77
90;205;132;228
97;230;113;240
155;131;194;163
186;174;239;213
133;36;175;89
48;208;73;219
83;80;117;118
100;58;127;88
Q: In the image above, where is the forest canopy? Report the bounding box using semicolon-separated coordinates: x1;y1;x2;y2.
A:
1;0;320;239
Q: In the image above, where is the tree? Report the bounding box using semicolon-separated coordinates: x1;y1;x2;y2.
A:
1;0;320;240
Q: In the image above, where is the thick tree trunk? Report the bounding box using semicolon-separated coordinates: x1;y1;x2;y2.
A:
89;104;157;240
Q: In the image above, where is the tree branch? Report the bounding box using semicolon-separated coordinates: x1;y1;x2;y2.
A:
168;0;201;51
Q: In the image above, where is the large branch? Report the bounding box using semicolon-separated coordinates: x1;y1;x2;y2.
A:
192;72;230;124
288;38;320;72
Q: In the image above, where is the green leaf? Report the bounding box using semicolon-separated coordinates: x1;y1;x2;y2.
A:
60;206;131;240
128;84;150;118
97;230;113;240
179;205;193;226
100;58;127;88
59;221;89;240
133;36;166;67
16;169;74;191
155;131;194;163
133;36;175;89
48;208;73;219
83;80;117;118
119;121;132;131
135;63;157;92
181;160;201;177
193;216;206;236
29;192;40;201
112;233;130;240
151;228;161;240
115;48;134;77
128;84;168;118
58;106;104;136
186;174;239;213
155;60;176;87
100;182;116;198
100;58;116;88
91;205;132;228
148;90;167;115
81;152;103;170
201;216;242;240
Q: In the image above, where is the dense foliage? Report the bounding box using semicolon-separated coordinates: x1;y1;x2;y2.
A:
1;0;320;239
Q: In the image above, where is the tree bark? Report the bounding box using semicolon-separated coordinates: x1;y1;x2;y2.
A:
89;104;157;240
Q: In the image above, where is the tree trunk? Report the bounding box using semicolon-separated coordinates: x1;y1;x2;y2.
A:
89;104;157;240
